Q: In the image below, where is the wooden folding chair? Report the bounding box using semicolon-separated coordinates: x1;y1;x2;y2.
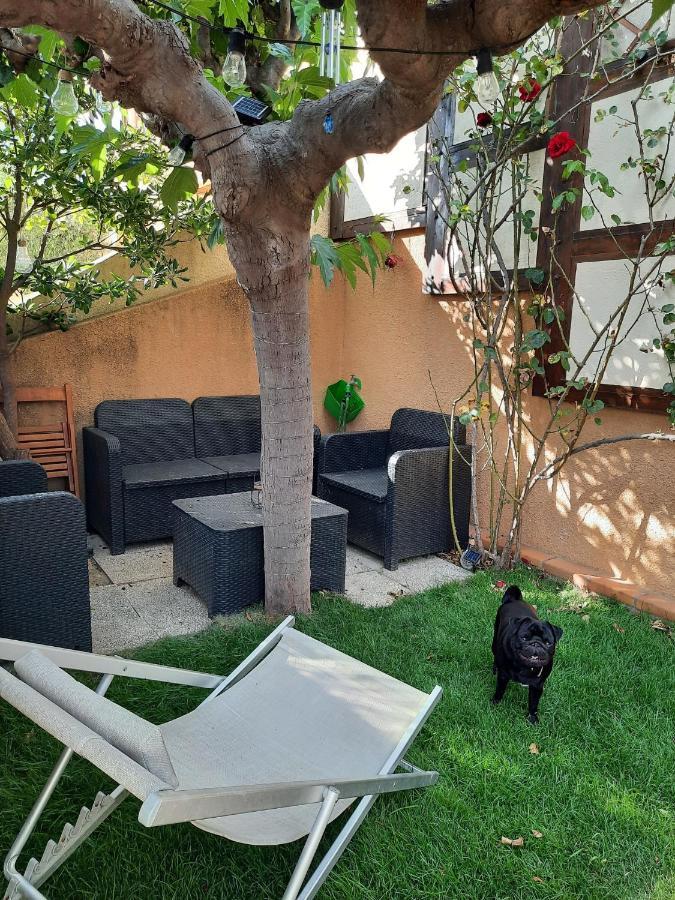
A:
11;385;80;497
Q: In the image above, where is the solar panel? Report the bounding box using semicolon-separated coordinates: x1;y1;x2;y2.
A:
233;96;271;126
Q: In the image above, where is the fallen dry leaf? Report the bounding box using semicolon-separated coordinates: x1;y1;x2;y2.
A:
500;836;524;847
652;619;670;632
529;743;540;755
532;876;545;884
244;612;253;621
581;614;590;623
612;623;625;633
531;829;543;839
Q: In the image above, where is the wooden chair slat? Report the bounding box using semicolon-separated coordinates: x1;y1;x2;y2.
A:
2;385;80;496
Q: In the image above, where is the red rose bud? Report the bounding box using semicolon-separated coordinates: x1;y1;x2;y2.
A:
518;79;542;103
476;112;493;128
384;254;401;269
547;131;576;159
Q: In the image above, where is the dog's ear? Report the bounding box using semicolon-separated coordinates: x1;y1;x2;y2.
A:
550;623;563;641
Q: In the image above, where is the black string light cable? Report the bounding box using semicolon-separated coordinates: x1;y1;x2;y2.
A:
0;44;84;75
137;0;483;57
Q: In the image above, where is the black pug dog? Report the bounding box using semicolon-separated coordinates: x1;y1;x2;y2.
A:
491;585;563;724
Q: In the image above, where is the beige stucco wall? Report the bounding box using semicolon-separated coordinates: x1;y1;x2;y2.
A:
11;230;674;596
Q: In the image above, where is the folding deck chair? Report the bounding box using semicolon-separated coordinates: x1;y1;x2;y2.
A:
0;617;441;900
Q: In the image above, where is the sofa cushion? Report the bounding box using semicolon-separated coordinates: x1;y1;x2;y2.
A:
123;459;224;490
320;468;388;503
193;396;261;457
95;399;195;466
200;452;261;478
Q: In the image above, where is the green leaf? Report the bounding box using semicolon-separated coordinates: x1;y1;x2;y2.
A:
292;0;320;35
219;0;249;25
648;0;675;26
184;0;215;16
207;217;225;250
355;233;380;286
310;235;339;287
524;267;545;284
581;205;595;221
22;26;59;62
160;166;199;210
2;74;40;109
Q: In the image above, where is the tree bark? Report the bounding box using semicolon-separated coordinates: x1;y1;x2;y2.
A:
0;0;616;609
228;225;314;615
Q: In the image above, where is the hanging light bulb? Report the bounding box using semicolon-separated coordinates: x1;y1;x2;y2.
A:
51;70;79;117
14;237;34;276
319;0;344;84
95;92;112;116
223;27;247;88
475;49;500;106
168;134;195;166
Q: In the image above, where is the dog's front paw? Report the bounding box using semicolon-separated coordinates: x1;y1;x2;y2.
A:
527;712;539;725
491;694;502;706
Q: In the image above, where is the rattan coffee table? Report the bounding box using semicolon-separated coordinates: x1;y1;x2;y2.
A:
172;493;348;615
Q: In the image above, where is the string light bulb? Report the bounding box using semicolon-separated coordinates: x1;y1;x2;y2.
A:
168;133;195;166
51;70;79;117
14;236;34;276
223;27;247;88
475;49;500;106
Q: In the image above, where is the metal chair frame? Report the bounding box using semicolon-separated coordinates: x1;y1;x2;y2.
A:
1;618;440;900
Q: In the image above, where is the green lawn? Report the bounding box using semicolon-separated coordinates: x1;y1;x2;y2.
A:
1;568;674;899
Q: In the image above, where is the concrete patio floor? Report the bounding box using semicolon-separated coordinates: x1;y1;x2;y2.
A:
88;536;469;653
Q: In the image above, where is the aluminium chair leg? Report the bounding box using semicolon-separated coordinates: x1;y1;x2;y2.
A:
281;789;340;900
2;674;128;900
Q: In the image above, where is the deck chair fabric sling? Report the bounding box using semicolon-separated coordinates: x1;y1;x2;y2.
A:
0;617;441;900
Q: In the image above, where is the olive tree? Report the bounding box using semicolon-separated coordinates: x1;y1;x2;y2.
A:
0;0;617;614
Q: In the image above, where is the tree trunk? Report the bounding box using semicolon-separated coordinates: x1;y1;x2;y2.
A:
228;225;314;615
0;311;22;460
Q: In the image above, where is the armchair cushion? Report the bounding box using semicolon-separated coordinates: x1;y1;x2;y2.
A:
319;468;388;503
95;399;195;466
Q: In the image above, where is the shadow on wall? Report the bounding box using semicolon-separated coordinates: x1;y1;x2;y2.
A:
339;233;674;594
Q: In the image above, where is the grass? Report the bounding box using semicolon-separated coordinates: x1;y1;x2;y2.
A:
1;567;674;899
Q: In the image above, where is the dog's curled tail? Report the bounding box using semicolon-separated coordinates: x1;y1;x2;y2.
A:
501;585;523;604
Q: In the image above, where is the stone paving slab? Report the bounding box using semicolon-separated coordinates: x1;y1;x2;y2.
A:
88;536;471;652
343;570;408;608
90;577;210;653
345;546;382;577
383;555;470;594
93;541;173;585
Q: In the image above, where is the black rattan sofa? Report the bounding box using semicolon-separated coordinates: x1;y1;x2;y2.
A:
84;396;321;554
0;459;92;650
317;408;471;570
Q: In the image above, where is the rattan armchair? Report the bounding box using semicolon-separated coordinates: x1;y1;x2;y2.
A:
318;408;471;570
0;458;48;497
0;491;91;650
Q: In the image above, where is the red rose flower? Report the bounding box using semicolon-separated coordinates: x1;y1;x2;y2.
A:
476;111;493;128
518;79;542;103
547;131;576;159
384;254;401;269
